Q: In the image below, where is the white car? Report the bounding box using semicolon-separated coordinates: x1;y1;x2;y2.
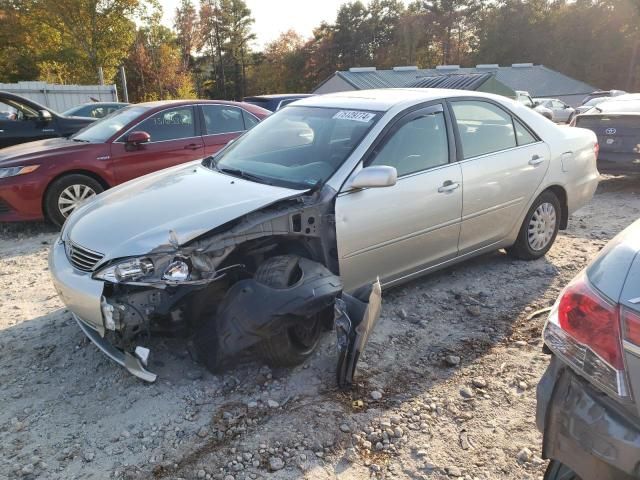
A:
50;88;600;383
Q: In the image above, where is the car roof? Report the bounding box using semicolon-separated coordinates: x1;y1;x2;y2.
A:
293;88;514;111
245;94;312;100
136;99;256;109
73;102;129;106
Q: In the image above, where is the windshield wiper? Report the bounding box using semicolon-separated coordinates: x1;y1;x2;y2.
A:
72;138;89;142
217;166;273;185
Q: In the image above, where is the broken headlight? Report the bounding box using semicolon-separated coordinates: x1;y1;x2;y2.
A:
94;257;155;283
163;259;190;282
93;255;203;285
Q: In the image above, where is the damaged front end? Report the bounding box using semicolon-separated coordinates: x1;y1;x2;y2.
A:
59;188;382;388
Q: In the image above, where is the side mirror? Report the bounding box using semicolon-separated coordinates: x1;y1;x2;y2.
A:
350;166;397;189
126;131;151;147
39;110;52;122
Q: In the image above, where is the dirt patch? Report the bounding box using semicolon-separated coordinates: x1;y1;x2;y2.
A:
1;174;638;480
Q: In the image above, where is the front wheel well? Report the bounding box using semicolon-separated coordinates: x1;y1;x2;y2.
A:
544;185;568;230
42;170;110;215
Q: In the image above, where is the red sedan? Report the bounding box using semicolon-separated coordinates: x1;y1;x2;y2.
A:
0;100;270;226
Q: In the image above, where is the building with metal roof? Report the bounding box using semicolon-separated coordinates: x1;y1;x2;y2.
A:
313;64;598;106
404;72;516;97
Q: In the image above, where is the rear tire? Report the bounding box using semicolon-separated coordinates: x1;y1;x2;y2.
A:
44;174;104;227
544;460;581;480
507;190;560;260
255;255;324;367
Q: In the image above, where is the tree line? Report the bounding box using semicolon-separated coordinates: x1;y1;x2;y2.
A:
1;0;639;103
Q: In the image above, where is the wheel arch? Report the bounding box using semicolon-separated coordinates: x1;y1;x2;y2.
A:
543;184;569;230
42;169;111;216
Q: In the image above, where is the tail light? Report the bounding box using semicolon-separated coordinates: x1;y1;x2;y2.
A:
594;142;600;159
543;272;632;400
622;308;640;352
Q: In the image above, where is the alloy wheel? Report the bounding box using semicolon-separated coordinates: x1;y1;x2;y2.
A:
528;202;557;251
58;184;97;217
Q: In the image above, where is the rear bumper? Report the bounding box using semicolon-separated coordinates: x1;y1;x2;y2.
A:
0;175;46;222
536;356;640;480
597;152;640;174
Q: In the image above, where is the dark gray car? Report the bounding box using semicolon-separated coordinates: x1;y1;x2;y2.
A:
537;218;640;480
574;94;640;173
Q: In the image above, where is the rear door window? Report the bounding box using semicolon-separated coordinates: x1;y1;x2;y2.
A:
514;119;536;146
201;105;245;135
451;101;517;159
242;110;260;129
134;107;196;142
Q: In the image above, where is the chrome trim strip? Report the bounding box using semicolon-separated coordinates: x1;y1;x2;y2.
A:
624;339;640;359
457;141;545;164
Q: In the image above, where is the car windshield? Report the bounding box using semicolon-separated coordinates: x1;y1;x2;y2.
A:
71;105;149;143
209;106;381;189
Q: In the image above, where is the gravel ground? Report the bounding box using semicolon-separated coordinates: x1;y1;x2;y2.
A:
1;174;639;480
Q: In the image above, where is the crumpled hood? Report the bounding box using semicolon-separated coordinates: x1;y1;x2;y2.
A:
0;137;80;164
64;161;306;261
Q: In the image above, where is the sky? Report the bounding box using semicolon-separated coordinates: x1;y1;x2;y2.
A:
158;0;351;49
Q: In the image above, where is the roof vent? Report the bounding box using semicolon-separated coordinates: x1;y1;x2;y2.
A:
348;67;377;73
476;64;499;69
393;66;418;72
436;65;460;70
511;63;534;68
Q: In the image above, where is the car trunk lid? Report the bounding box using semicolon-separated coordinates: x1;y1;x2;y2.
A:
576;114;640;154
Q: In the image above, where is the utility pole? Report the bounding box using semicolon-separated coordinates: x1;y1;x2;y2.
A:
120;66;129;103
627;39;639;91
98;67;104;85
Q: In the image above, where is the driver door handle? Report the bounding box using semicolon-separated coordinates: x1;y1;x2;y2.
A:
529;155;544;166
184;143;202;150
438;180;460;193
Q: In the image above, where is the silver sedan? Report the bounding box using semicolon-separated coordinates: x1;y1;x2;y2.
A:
49;89;600;383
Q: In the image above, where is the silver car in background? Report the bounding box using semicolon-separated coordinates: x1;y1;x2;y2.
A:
538;219;640;480
49;89;600;383
536;98;576;124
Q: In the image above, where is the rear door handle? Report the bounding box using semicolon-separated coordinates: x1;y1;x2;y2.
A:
529;155;544;166
184;143;202;150
438;181;460;193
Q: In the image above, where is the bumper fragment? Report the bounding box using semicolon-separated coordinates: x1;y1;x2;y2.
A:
75;314;157;382
336;280;382;388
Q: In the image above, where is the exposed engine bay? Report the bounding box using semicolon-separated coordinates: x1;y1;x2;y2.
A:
93;185;381;387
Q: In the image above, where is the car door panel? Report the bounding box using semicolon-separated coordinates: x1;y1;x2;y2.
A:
335;104;463;292
110;106;204;184
450;99;551;254
458;143;550;254
0;117;55;148
336;164;463;291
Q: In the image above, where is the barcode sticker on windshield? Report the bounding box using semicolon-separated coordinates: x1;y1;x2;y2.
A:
333;110;376;123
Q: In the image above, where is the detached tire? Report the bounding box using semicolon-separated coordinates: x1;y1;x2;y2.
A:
44;174;104;227
507;190;560;260
544;460;581;480
255;255;324;367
